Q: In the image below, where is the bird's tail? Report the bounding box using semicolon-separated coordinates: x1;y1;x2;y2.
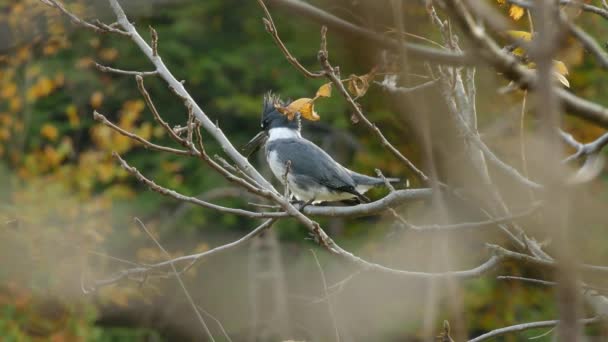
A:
350;172;400;186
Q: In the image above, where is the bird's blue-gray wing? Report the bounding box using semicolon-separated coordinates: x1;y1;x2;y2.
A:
267;139;356;192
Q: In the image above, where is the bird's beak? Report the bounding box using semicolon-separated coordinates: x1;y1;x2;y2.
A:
241;130;268;158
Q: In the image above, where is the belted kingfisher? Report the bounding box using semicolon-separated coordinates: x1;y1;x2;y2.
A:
244;93;399;203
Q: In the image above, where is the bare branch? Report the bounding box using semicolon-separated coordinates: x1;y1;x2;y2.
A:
564;20;608;69
94;218;278;287
112;152;284;219
450;108;542;189
107;0;277;191
375;78;439;94
561;130;608;163
318;49;431;184
93;111;190;155
135;75;185;144
257;0;325;78
264;0;474;66
412;203;541;232
445;0;608;128
38;0;129;35
468;317;603;342
508;0;608;21
487;244;608;275
94;62;158;76
498;276;608;294
300;188;431;217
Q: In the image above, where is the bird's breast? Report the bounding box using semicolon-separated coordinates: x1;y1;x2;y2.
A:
266;149;287;183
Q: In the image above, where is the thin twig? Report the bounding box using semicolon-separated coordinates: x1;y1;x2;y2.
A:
468;317;602;342
149;26;158;57
39;0;130;35
257;0;325;78
561;130;608;163
196;305;233;342
135;75;184;144
318;49;430;184
487;244;608;274
311;250;341;342
113;152;284;219
134;218;215;341
375;78;439;94
497;276;608;294
107;0;276;190
413;203;541;232
93;111;189;155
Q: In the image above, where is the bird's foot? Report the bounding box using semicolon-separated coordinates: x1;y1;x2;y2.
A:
290;198;315;211
341;198;362;205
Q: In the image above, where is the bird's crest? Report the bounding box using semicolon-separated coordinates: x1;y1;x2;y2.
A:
262;92;284;119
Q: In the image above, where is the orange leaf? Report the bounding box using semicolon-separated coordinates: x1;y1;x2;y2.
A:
316;82;332;98
276;98;320;121
346;68;376;98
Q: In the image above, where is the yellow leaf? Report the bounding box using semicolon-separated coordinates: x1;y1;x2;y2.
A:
0;128;10;141
0;113;11;126
97;161;115;183
38;77;54;96
16;46;31;62
43;145;62;167
528;61;569;87
315;82;332;98
25;65;41;79
512;47;526;57
276;98;320;121
509;5;525;20
111;134;132;154
9;97;21;112
65;104;80;127
554;72;570;88
43;43;59;56
136;122;153;140
506;30;532;41
1;83;17;98
76;57;94;69
553;60;569;76
90;91;103;109
120;100;145;128
99;48;119;62
153;126;165;138
40;124;59;141
56;137;73;157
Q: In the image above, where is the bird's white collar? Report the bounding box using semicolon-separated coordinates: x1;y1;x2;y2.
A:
267;127;301;141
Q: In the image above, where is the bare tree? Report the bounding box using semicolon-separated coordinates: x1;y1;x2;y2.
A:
38;0;608;340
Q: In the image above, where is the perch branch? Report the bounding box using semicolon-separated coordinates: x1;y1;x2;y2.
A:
468;317;603;342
